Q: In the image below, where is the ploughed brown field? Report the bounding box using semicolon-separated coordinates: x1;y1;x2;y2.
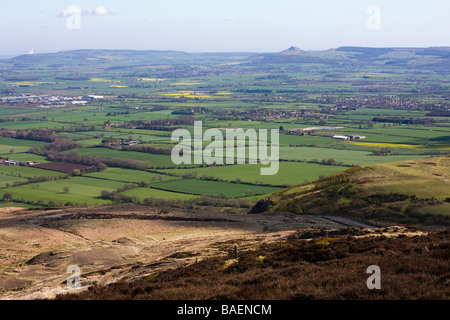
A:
33;162;92;174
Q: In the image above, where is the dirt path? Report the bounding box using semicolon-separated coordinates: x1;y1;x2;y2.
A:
0;204;349;300
321;215;376;229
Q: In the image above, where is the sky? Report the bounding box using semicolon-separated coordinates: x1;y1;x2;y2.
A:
0;0;449;55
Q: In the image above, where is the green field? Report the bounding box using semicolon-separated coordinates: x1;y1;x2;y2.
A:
421;203;450;216
366;178;450;200
0;144;30;154
73;147;178;168
0;137;48;148
1;177;126;205
85;167;180;183
0;201;40;209
122;187;199;201
278;146;429;165
0;174;28;188
151;179;282;198
76;138;104;146
0;121;67;130
0;153;49;163
0;165;66;178
279;134;337;146
0;47;449;215
161;161;347;186
362;158;450;200
0;137;48;154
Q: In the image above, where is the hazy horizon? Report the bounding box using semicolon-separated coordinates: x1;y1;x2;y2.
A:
1;0;449;56
3;45;450;59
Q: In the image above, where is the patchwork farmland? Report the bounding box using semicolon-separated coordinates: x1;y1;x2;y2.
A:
0;47;448;216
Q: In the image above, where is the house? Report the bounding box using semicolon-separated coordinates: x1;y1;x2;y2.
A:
121;141;140;146
348;135;366;140
72;101;88;105
103;142;120;147
332;135;349;140
87;95;104;100
4;160;19;166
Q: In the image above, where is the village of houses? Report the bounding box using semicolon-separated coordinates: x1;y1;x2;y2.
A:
285;126;366;141
0;94;104;108
0;158;40;167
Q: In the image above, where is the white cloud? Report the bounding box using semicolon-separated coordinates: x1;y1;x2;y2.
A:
225;17;239;22
91;6;113;16
58;6;115;18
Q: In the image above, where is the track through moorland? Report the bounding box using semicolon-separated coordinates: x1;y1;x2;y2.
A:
0;204;361;299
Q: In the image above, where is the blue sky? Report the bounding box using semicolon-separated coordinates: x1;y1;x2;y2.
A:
0;0;449;54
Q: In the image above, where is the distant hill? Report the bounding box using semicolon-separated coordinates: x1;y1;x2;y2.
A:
250;155;450;227
279;46;306;55
0;49;257;70
2;46;450;70
249;46;450;70
249;46;342;65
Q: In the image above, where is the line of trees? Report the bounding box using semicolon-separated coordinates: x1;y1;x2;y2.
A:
6;129;80;152
99;190;254;209
120;144;172;155
372;117;436;125
33;150;151;171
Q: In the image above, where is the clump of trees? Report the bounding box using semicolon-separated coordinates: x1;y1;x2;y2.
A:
121;145;172;155
373;116;435;125
6;129;81;152
31;148;149;171
100;190;138;204
372;147;391;156
44;137;80;152
308;158;345;166
2;193;13;201
13;129;56;142
100;183;139;203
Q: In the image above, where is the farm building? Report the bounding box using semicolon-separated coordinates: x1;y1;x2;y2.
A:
121;141;140;146
348;135;366;140
332;135;366;140
332;135;350;140
87;95;104;100
71;101;88;105
3;160;20;166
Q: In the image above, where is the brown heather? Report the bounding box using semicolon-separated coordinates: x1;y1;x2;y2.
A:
56;230;450;300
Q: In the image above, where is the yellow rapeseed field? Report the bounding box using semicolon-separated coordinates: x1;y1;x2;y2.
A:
159;90;231;98
170;82;204;86
9;81;55;86
348;141;421;148
159;91;214;98
136;78;167;82
89;78;120;83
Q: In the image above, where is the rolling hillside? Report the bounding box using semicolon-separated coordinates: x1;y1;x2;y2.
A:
249;46;450;70
3;46;450;71
250;155;450;226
